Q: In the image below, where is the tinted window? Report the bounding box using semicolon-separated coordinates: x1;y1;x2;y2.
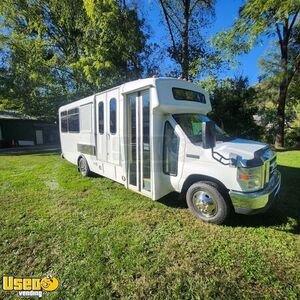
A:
60;111;68;132
67;108;79;133
172;88;206;103
60;108;80;133
142;92;151;192
68;114;79;132
110;98;117;134
98;102;104;134
163;122;179;176
128;95;137;186
68;108;79;114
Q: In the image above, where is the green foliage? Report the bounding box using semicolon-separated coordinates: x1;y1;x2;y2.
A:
214;0;300;57
287;76;300;147
255;74;300;147
257;39;300;147
0;0;146;120
199;76;262;139
213;0;300;147
74;0;146;86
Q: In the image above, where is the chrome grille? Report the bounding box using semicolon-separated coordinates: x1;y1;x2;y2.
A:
269;157;277;176
262;149;277;187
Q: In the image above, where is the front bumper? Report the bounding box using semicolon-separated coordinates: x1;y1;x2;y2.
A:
229;170;281;215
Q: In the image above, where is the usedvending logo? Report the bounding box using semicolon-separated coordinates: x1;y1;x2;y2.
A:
2;274;59;298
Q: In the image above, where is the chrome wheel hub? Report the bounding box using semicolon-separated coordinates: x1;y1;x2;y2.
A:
192;191;218;218
79;160;87;173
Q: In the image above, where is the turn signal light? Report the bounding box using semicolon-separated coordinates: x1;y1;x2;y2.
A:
239;174;250;180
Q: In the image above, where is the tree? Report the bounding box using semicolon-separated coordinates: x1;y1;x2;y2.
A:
0;0;146;120
256;40;300;147
76;0;146;87
159;0;219;79
214;0;300;148
199;76;262;139
255;77;299;147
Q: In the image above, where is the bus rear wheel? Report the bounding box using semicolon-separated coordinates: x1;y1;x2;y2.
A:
186;181;230;225
78;156;92;177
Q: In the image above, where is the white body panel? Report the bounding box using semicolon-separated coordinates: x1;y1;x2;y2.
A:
59;77;266;201
60;95;95;166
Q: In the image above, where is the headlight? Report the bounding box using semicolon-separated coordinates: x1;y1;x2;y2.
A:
237;165;264;192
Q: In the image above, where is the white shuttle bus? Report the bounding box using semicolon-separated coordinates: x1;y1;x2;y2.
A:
59;77;281;224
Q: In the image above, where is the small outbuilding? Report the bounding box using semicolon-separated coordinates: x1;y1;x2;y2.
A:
0;110;59;148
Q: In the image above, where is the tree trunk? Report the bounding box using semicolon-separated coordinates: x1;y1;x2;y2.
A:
181;0;189;79
274;13;300;148
275;79;288;148
275;21;289;149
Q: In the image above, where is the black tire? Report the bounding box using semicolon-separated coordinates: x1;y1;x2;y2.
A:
186;181;231;224
78;156;92;177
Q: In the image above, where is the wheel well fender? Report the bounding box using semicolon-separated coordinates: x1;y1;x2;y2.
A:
77;155;83;166
180;174;229;198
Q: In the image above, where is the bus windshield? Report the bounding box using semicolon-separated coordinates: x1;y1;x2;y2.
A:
173;114;229;144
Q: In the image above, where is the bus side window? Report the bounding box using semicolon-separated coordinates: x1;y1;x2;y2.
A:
98;102;104;134
68;108;80;133
163;121;179;176
60;111;68;132
110;98;117;134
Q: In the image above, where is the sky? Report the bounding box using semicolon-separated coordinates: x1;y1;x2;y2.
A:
140;0;274;85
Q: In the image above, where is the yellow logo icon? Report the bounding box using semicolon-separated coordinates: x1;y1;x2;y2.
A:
40;276;59;291
2;275;59;298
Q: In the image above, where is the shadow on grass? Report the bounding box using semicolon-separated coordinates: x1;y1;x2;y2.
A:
158;192;187;209
158;165;300;234
274;147;300;152
225;211;300;234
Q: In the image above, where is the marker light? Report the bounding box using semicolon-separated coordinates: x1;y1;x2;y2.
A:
239;174;250;180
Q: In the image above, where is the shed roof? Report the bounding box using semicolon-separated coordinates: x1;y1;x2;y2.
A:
0;110;37;120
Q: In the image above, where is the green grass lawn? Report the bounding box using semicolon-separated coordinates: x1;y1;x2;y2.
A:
0;151;299;299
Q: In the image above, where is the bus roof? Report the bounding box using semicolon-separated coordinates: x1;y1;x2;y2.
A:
59;77;211;115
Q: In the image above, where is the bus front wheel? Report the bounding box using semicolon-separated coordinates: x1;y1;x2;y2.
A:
186;181;231;225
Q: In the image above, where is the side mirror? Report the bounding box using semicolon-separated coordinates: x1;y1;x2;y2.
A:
202;121;216;149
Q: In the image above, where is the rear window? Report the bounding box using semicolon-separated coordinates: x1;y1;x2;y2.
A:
172;88;206;103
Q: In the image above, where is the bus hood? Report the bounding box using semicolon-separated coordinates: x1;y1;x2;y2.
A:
214;138;268;161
